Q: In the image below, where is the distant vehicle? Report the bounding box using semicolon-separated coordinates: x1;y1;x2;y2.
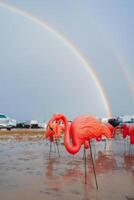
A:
38;121;47;130
30;120;39;129
16;120;40;129
118;115;134;124
16;121;30;129
101;118;109;123
14;119;48;130
0;114;16;130
108;118;120;127
30;120;47;129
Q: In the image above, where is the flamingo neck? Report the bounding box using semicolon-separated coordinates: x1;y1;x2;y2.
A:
61;115;81;155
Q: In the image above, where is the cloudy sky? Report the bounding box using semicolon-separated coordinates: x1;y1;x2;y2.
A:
0;0;133;120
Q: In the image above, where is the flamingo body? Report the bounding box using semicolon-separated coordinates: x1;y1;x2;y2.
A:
49;113;112;154
105;123;115;138
117;123;134;144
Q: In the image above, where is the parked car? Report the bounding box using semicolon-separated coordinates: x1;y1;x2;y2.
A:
0;114;16;130
16;121;30;129
16;120;42;129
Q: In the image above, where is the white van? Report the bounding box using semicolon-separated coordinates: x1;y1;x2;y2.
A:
0;114;16;130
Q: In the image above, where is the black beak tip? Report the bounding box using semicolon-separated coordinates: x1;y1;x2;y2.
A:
50;126;53;131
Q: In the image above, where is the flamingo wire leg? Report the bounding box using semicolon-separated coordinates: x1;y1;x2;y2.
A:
55;139;60;157
126;138;129;152
104;139;107;151
49;141;52;157
129;143;131;155
124;138;126;152
82;149;85;160
53;140;56;152
89;140;98;190
93;141;96;159
84;145;87;184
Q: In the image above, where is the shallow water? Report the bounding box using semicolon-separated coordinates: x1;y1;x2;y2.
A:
0;134;134;200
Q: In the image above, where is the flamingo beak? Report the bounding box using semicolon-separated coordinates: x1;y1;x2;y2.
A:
49;121;53;131
49;126;53;131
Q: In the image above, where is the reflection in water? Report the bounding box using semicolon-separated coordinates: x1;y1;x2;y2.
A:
124;153;134;183
0;134;134;200
93;151;117;173
44;157;94;191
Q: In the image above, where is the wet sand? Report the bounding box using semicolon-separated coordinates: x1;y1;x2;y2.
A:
0;129;44;135
0;133;134;200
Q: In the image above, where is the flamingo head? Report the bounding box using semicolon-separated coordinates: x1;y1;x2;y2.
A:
115;123;129;138
50;113;65;128
47;114;65;138
50;113;64;122
45;120;55;140
117;123;127;131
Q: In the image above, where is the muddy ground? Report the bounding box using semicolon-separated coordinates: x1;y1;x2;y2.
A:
0;132;134;200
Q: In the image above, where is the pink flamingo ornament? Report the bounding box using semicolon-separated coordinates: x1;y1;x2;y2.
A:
48;113;112;188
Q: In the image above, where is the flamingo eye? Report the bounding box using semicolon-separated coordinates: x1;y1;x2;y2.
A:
53;120;58;125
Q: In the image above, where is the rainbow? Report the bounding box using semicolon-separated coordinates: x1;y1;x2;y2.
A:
0;0;112;117
92;22;134;102
109;46;134;101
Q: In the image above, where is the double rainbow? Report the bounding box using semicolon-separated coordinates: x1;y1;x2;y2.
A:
0;1;115;117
